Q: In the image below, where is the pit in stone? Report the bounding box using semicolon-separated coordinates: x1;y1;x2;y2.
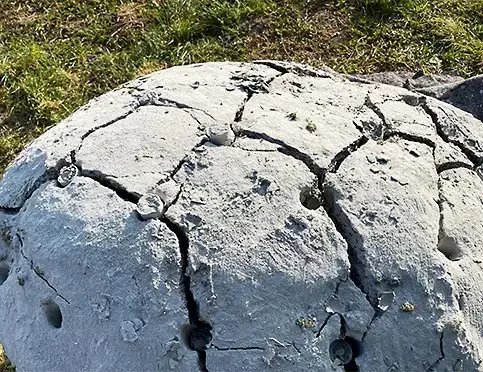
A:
181;321;213;351
0;262;10;285
42;300;63;329
300;185;322;210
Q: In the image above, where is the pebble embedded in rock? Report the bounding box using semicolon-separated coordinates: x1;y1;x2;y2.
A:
136;193;165;220
57;164;78;187
152;180;180;206
207;125;235;146
377;291;395;311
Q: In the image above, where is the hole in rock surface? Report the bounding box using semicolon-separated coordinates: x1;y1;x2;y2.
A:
329;337;361;372
344;337;361;372
438;236;463;261
42;301;63;328
300;186;322;210
181;321;213;351
0;262;10;285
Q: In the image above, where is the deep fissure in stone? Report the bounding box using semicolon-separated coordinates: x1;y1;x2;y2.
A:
0;163;61;211
382;130;436;149
160;137;209;185
364;95;389;137
234;92;253;122
212;345;264;351
253;61;332;78
253;61;290;75
327;136;369;174
79;108;138;144
0;207;21;215
162;217;212;371
420;98;481;166
437;161;473;173
238;129;325;176
79;169;141;204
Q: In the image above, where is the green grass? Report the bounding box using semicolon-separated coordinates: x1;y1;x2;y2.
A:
0;0;482;174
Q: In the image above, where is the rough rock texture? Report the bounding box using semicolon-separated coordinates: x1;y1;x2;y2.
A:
0;61;482;372
352;71;483;121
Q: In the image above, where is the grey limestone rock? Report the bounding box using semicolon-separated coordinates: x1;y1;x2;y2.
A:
0;61;482;372
352;71;483;122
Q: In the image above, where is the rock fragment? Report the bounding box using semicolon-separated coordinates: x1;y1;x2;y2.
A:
57;164;78;187
207;124;235;146
136;193;165;220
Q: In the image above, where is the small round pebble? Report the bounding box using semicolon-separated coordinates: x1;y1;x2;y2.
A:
57;164;78;188
136;193;165;220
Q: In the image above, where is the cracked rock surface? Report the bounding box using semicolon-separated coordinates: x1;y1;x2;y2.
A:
0;61;482;372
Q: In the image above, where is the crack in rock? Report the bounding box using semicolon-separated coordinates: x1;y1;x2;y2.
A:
0;161;65;212
79;168;141;204
427;332;445;371
162;216;212;372
159;137;209;185
253;60;334;78
235;129;325;176
316;313;339;337
0;206;21;215
327;136;370;175
234;92;253;123
363;95;389;139
16;234;71;304
79;108;139;143
437;161;474;173
232;73;281;123
212;345;265;351
420;97;482;166
382;130;436;149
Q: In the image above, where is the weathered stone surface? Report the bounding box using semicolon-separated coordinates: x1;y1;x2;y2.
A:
351;71;463;90
166;144;356;371
417;75;483;122
0;179;197;371
0;61;482;372
352;71;483;122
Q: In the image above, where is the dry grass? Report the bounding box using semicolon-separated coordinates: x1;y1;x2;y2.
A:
0;345;14;372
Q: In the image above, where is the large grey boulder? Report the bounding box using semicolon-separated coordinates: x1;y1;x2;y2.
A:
0;61;482;372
